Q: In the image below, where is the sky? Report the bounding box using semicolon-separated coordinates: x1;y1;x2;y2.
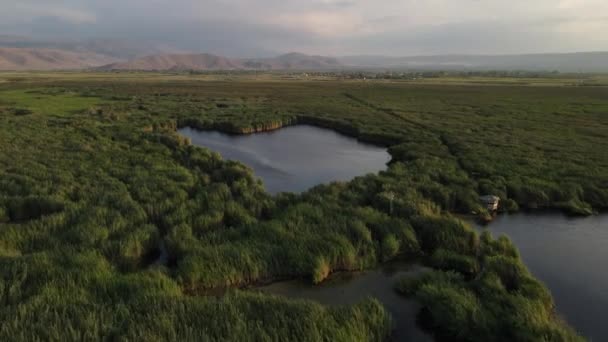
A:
2;0;608;56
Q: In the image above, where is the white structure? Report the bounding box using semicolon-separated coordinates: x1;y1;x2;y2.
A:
480;195;500;211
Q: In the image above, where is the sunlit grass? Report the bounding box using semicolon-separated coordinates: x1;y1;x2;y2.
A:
0;88;101;115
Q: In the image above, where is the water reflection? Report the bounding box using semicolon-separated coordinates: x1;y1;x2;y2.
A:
472;214;608;340
256;262;433;341
179;125;391;194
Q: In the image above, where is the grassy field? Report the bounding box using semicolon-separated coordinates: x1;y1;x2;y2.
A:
1;72;604;340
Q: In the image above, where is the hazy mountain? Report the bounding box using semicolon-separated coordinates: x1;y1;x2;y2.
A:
101;51;608;72
1;36;607;72
100;53;243;71
242;52;342;70
100;52;343;71
0;47;119;70
0;35;185;59
340;52;608;72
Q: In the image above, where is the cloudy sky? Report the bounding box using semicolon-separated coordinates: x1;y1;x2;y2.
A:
2;0;608;56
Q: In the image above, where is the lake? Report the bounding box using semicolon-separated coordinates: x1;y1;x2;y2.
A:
256;262;433;341
179;125;391;194
473;214;608;340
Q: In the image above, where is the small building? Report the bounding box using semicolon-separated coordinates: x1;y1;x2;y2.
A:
480;195;500;211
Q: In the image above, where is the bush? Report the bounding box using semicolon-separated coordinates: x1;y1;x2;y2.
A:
312;256;331;284
431;249;479;277
503;198;519;212
12;108;33;116
0;206;8;222
6;196;64;221
380;234;400;261
416;282;482;339
484;255;528;291
396;224;420;254
412;215;478;255
400;269;583;342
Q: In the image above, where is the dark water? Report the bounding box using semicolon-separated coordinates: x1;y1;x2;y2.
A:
473;214;608;340
179;125;390;194
256;262;433;341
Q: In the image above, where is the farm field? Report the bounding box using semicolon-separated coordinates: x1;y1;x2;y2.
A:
1;72;606;341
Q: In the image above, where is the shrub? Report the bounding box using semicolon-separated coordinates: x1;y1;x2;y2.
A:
312;256;331;284
12;108;33;116
431;249;479;277
416;282;482;339
0;206;8;222
6;196;64;221
380;234;400;261
396;224;420;254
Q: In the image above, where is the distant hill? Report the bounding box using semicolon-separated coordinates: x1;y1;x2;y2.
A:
2;37;607;72
340;52;608;72
0;35;185;59
242;52;342;70
0;47;119;71
99;52;343;71
100;53;243;71
102;51;608;72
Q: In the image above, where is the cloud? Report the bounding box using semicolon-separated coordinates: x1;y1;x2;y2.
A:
269;11;364;37
1;0;607;55
13;2;97;24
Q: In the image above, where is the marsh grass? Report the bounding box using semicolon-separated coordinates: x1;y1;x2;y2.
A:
0;72;601;340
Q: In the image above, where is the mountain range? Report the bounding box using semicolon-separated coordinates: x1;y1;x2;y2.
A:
0;47;118;71
98;52;342;71
1;36;608;72
0;35;181;59
340;52;608;72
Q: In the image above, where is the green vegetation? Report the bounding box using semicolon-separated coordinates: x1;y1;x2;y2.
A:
1;72;604;340
395;231;582;341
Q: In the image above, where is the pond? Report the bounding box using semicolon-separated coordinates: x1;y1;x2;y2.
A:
178;125;391;194
472;214;608;340
256;262;433;341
